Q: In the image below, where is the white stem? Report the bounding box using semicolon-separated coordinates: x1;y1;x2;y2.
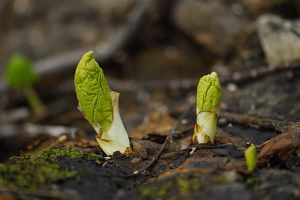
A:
193;109;217;144
95;91;131;155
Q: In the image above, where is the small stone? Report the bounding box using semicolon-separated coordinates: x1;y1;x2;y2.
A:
227;83;238;92
189;147;197;155
257;14;300;66
104;156;111;160
131;157;141;164
163;46;178;59
222;171;241;182
171;0;247;55
286;71;294;79
218;118;228;127
180;119;189;125
233;72;242;81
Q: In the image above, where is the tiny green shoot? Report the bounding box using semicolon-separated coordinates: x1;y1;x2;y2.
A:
245;144;257;172
74;51;131;156
193;72;221;144
4;54;46;117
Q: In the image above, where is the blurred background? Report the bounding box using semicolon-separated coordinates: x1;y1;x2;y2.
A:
1;0;300;161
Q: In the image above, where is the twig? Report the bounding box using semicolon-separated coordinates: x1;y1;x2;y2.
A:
43;61;300;95
128;134;170;177
0;107;30;124
290;27;300;40
34;0;151;77
219;111;300;133
220;62;300;85
0;123;77;138
1;57;299;103
128;104;194;177
170;104;195;142
108;77;198;92
0;0;152;92
182;143;233;152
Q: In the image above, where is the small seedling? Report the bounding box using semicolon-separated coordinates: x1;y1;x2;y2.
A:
74;51;131;156
4;54;46;117
245;144;257;172
193;72;221;144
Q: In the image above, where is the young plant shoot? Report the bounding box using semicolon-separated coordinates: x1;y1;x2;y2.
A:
74;51;131;156
245;144;257;172
5;54;46;117
193;72;221;144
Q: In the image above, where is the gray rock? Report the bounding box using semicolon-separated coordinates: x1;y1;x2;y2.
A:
171;0;247;55
257;14;300;66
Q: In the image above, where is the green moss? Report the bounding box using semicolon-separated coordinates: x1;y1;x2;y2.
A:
86;152;100;161
0;147;99;189
40;147;83;159
218;175;227;184
141;182;173;198
176;176;201;196
245;176;260;190
176;177;190;196
140;173;202;198
34;147;100;161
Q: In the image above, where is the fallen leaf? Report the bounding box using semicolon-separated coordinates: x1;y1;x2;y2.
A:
130;112;175;138
259;132;300;161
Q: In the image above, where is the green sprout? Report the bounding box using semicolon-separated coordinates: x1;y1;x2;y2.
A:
74;51;131;156
245;144;257;172
193;72;221;144
4;54;46;117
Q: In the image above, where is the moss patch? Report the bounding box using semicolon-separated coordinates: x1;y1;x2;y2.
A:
245;176;260;190
0;147;99;189
140;173;203;198
140;171;241;198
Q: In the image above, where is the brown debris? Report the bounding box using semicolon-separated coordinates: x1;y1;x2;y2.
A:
220;111;300;133
130;112;175;138
259;132;300;161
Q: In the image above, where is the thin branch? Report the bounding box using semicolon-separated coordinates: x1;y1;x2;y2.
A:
220;62;300;85
0;123;77;138
219;111;300;133
42;61;300;95
34;0;151;77
0;0;152;92
127;104;194;177
182;143;233;151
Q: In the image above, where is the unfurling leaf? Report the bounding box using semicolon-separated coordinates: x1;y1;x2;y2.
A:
74;51;131;155
193;72;221;144
74;51;113;133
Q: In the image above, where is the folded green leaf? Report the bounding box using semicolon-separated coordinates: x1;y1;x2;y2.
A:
196;72;221;112
74;51;113;133
74;51;131;155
